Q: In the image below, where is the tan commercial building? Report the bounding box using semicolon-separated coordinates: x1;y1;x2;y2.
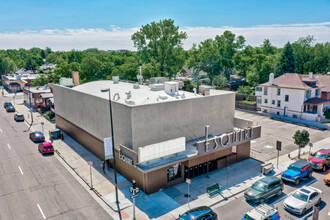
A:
52;80;261;194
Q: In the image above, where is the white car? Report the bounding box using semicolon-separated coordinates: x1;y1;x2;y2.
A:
283;186;322;215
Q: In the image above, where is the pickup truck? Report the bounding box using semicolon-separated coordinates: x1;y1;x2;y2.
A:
281;160;312;185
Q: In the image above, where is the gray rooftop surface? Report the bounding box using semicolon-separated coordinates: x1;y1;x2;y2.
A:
72;80;233;106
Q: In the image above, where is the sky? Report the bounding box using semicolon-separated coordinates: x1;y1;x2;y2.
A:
0;0;329;51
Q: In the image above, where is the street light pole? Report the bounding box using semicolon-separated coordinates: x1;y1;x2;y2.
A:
101;88;119;205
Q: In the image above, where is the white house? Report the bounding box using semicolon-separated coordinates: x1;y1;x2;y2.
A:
256;73;330;121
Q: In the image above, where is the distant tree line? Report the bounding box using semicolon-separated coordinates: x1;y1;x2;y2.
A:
0;19;329;89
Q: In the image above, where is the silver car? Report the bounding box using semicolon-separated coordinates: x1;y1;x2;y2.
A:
283;186;322;215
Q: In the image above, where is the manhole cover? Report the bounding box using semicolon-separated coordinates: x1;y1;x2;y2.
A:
264;145;273;149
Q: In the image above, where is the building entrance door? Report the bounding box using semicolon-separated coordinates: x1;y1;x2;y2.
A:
284;107;288;116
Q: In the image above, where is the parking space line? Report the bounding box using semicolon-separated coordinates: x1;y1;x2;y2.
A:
37;204;46;219
18;166;23;175
269;195;288;205
7;144;11;149
306;179;317;186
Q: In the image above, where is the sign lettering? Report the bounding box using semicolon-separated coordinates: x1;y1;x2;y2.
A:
202;127;255;152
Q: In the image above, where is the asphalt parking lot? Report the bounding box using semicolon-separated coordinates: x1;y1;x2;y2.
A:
235;111;330;162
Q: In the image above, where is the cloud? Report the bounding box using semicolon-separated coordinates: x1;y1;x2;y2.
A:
0;22;329;51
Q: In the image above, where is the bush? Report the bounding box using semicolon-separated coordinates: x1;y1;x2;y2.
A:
45;111;55;120
246;96;252;102
324;109;330;120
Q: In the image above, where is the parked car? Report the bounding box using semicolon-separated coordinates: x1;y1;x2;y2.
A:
281;160;312;185
29;131;45;142
38;142;54;155
14;113;24;122
6;105;15;112
283;186;322;215
242;203;280;220
244;177;283;203
308;149;330;172
4;102;12;108
177;206;217;220
324;172;330;185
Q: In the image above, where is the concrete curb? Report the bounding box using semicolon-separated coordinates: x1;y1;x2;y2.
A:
54;149;121;213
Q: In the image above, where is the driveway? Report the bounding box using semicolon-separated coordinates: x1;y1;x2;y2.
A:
235;111;330;162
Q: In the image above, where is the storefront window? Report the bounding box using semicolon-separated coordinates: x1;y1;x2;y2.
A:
167;163;181;182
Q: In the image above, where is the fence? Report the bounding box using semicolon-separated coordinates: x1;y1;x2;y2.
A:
235;101;257;111
235;94;256;101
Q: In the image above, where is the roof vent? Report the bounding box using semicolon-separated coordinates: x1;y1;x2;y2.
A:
126;100;135;105
159;95;168;100
126;91;131;99
112;76;119;84
181;92;185;98
133;84;140;89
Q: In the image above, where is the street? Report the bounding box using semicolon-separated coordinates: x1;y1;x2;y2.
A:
0;95;111;220
213;171;330;220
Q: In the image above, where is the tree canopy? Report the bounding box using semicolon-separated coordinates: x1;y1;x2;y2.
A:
131;19;187;78
293;130;310;159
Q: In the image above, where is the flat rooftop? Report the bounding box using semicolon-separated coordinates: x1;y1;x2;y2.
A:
72;80;233;106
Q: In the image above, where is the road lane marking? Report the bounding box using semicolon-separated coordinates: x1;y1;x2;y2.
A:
0;128;2;133
18;166;23;175
37;204;46;219
7;144;11;149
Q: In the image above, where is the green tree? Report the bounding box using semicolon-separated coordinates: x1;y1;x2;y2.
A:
293;130;310;159
292;35;314;74
80;56;102;82
212;74;227;89
31;74;49;86
0;57;16;75
246;71;260;86
131;19;187;78
236;86;252;95
277;42;296;76
215;31;245;78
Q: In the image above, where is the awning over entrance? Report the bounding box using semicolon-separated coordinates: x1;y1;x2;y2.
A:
304;98;330;105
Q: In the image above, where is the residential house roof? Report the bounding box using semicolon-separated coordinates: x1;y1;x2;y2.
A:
261;73;323;90
315;74;330;92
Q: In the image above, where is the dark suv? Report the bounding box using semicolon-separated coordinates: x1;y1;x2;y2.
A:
177;206;217;220
244;177;283;203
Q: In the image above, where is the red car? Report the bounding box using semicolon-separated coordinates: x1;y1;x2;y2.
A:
38;142;54;155
308;149;330;172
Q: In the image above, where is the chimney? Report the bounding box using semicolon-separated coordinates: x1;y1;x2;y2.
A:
309;72;313;79
269;73;274;85
72;72;80;86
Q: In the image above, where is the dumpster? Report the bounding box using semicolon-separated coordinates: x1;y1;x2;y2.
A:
49;128;63;142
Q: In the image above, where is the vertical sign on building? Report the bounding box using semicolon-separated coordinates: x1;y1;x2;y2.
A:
104;137;113;160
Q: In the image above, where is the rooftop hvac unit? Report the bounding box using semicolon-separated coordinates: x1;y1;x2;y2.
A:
159;95;168;100
133;84;140;89
150;84;164;91
112;76;119;84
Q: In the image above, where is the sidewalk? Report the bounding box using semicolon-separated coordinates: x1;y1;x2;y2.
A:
12;96;330;220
